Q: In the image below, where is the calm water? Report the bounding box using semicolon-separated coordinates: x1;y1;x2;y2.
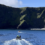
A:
0;29;45;45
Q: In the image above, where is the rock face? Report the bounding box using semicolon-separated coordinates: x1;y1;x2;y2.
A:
0;4;45;29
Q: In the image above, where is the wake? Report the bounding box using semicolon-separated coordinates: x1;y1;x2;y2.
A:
2;39;33;45
18;31;25;33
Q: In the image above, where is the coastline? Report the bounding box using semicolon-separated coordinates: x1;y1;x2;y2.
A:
0;28;45;30
30;28;45;30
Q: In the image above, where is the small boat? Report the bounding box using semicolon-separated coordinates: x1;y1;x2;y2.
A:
18;31;20;32
16;35;21;40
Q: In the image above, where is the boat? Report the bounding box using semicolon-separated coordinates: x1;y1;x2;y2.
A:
18;31;20;32
16;35;21;40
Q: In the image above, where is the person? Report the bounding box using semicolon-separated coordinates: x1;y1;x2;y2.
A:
16;35;21;40
17;35;19;37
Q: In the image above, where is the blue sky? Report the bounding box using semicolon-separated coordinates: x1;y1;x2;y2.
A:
0;0;45;8
19;0;45;7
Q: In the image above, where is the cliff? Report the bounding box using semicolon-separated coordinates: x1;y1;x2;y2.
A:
0;4;45;29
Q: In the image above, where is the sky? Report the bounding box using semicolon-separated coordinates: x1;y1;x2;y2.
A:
0;0;45;8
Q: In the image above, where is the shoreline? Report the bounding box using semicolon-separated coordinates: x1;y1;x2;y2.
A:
0;28;45;30
30;28;45;30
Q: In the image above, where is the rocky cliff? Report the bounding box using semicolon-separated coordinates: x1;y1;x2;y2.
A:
0;4;45;29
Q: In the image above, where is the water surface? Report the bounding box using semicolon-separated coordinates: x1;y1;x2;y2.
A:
0;29;45;45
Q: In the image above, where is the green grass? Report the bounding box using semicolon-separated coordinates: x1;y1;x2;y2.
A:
37;9;45;18
20;14;26;20
19;20;25;26
20;7;26;13
17;20;25;29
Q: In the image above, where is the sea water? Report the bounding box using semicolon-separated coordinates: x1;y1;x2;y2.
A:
0;29;45;45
